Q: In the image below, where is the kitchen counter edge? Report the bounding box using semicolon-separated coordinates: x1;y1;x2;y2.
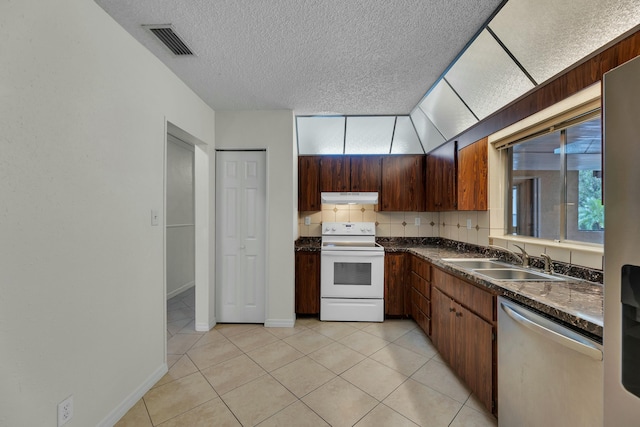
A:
294;240;603;339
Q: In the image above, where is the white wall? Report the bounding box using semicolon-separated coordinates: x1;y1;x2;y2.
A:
166;136;195;298
215;111;296;327
0;1;215;426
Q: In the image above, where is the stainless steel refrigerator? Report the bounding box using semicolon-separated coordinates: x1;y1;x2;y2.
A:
603;55;640;425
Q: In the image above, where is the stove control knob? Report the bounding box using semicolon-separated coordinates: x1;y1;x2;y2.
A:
331;227;336;231
366;227;373;232
360;227;365;232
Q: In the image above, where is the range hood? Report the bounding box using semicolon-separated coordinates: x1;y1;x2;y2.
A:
321;192;379;205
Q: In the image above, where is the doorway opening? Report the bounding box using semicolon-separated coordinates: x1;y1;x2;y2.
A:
164;122;213;341
166;134;195;301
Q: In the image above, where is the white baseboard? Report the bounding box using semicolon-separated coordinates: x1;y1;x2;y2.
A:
265;318;295;328
196;317;216;332
166;281;195;300
98;363;168;427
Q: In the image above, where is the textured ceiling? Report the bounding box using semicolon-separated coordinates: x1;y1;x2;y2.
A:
94;0;503;115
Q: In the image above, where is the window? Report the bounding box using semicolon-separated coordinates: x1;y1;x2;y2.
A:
507;115;603;245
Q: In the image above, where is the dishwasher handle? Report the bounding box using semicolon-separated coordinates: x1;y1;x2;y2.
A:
500;300;602;361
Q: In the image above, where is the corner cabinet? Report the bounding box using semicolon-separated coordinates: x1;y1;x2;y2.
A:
425;141;457;211
380;155;426;211
294;251;320;314
431;267;496;414
457;138;488;211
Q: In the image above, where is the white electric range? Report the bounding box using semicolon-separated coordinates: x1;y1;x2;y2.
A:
320;222;384;322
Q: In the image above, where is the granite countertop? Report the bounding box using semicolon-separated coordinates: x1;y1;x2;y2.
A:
295;237;604;339
294;237;321;251
405;246;603;339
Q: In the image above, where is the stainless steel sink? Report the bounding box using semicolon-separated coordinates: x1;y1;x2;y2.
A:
473;268;565;282
441;258;509;269
442;257;568;281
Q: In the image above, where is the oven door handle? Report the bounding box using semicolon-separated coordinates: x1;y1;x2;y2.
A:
321;250;385;258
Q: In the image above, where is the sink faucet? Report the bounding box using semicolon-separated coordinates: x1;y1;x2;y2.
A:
513;244;530;268
490;244;529;268
540;253;554;274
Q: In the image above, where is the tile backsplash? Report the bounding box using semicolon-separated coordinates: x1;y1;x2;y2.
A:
298;204;492;246
297;206;601;271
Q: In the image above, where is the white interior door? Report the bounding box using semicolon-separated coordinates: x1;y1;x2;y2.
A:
215;150;266;323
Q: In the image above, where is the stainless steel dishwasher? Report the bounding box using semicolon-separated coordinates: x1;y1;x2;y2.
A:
498;297;603;426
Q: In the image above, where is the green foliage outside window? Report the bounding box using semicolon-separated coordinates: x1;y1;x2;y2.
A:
578;170;604;231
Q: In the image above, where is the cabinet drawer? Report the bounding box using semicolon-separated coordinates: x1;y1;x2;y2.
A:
411;256;431;281
410;271;431;299
412;303;431;336
411;287;431;317
433;267;495;322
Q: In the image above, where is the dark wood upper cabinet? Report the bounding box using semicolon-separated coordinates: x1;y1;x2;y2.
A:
425;155;439;212
457;137;488;211
298;156;321;211
380;155;426;211
299;154;424;211
320;156;350;192
350;155;382;192
426;141;457;211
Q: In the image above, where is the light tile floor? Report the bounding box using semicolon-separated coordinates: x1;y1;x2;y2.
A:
116;288;497;426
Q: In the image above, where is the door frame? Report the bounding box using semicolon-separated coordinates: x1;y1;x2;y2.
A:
165;121;214;333
214;149;268;323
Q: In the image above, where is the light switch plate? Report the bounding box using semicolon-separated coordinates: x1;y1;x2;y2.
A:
151;209;160;226
467;219;472;229
415;217;421;226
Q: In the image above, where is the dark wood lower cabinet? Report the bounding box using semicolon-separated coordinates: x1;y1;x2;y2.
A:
432;287;454;363
295;251;320;314
384;252;405;316
431;269;496;414
458;302;493;410
409;255;432;336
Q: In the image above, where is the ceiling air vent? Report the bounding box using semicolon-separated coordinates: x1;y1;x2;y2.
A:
144;25;194;56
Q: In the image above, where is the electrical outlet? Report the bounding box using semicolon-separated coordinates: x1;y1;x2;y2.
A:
414;217;420;226
304;216;311;226
467;219;472;229
58;395;73;426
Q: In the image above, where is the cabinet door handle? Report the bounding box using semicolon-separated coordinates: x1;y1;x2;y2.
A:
449;307;456;312
456;312;463;317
